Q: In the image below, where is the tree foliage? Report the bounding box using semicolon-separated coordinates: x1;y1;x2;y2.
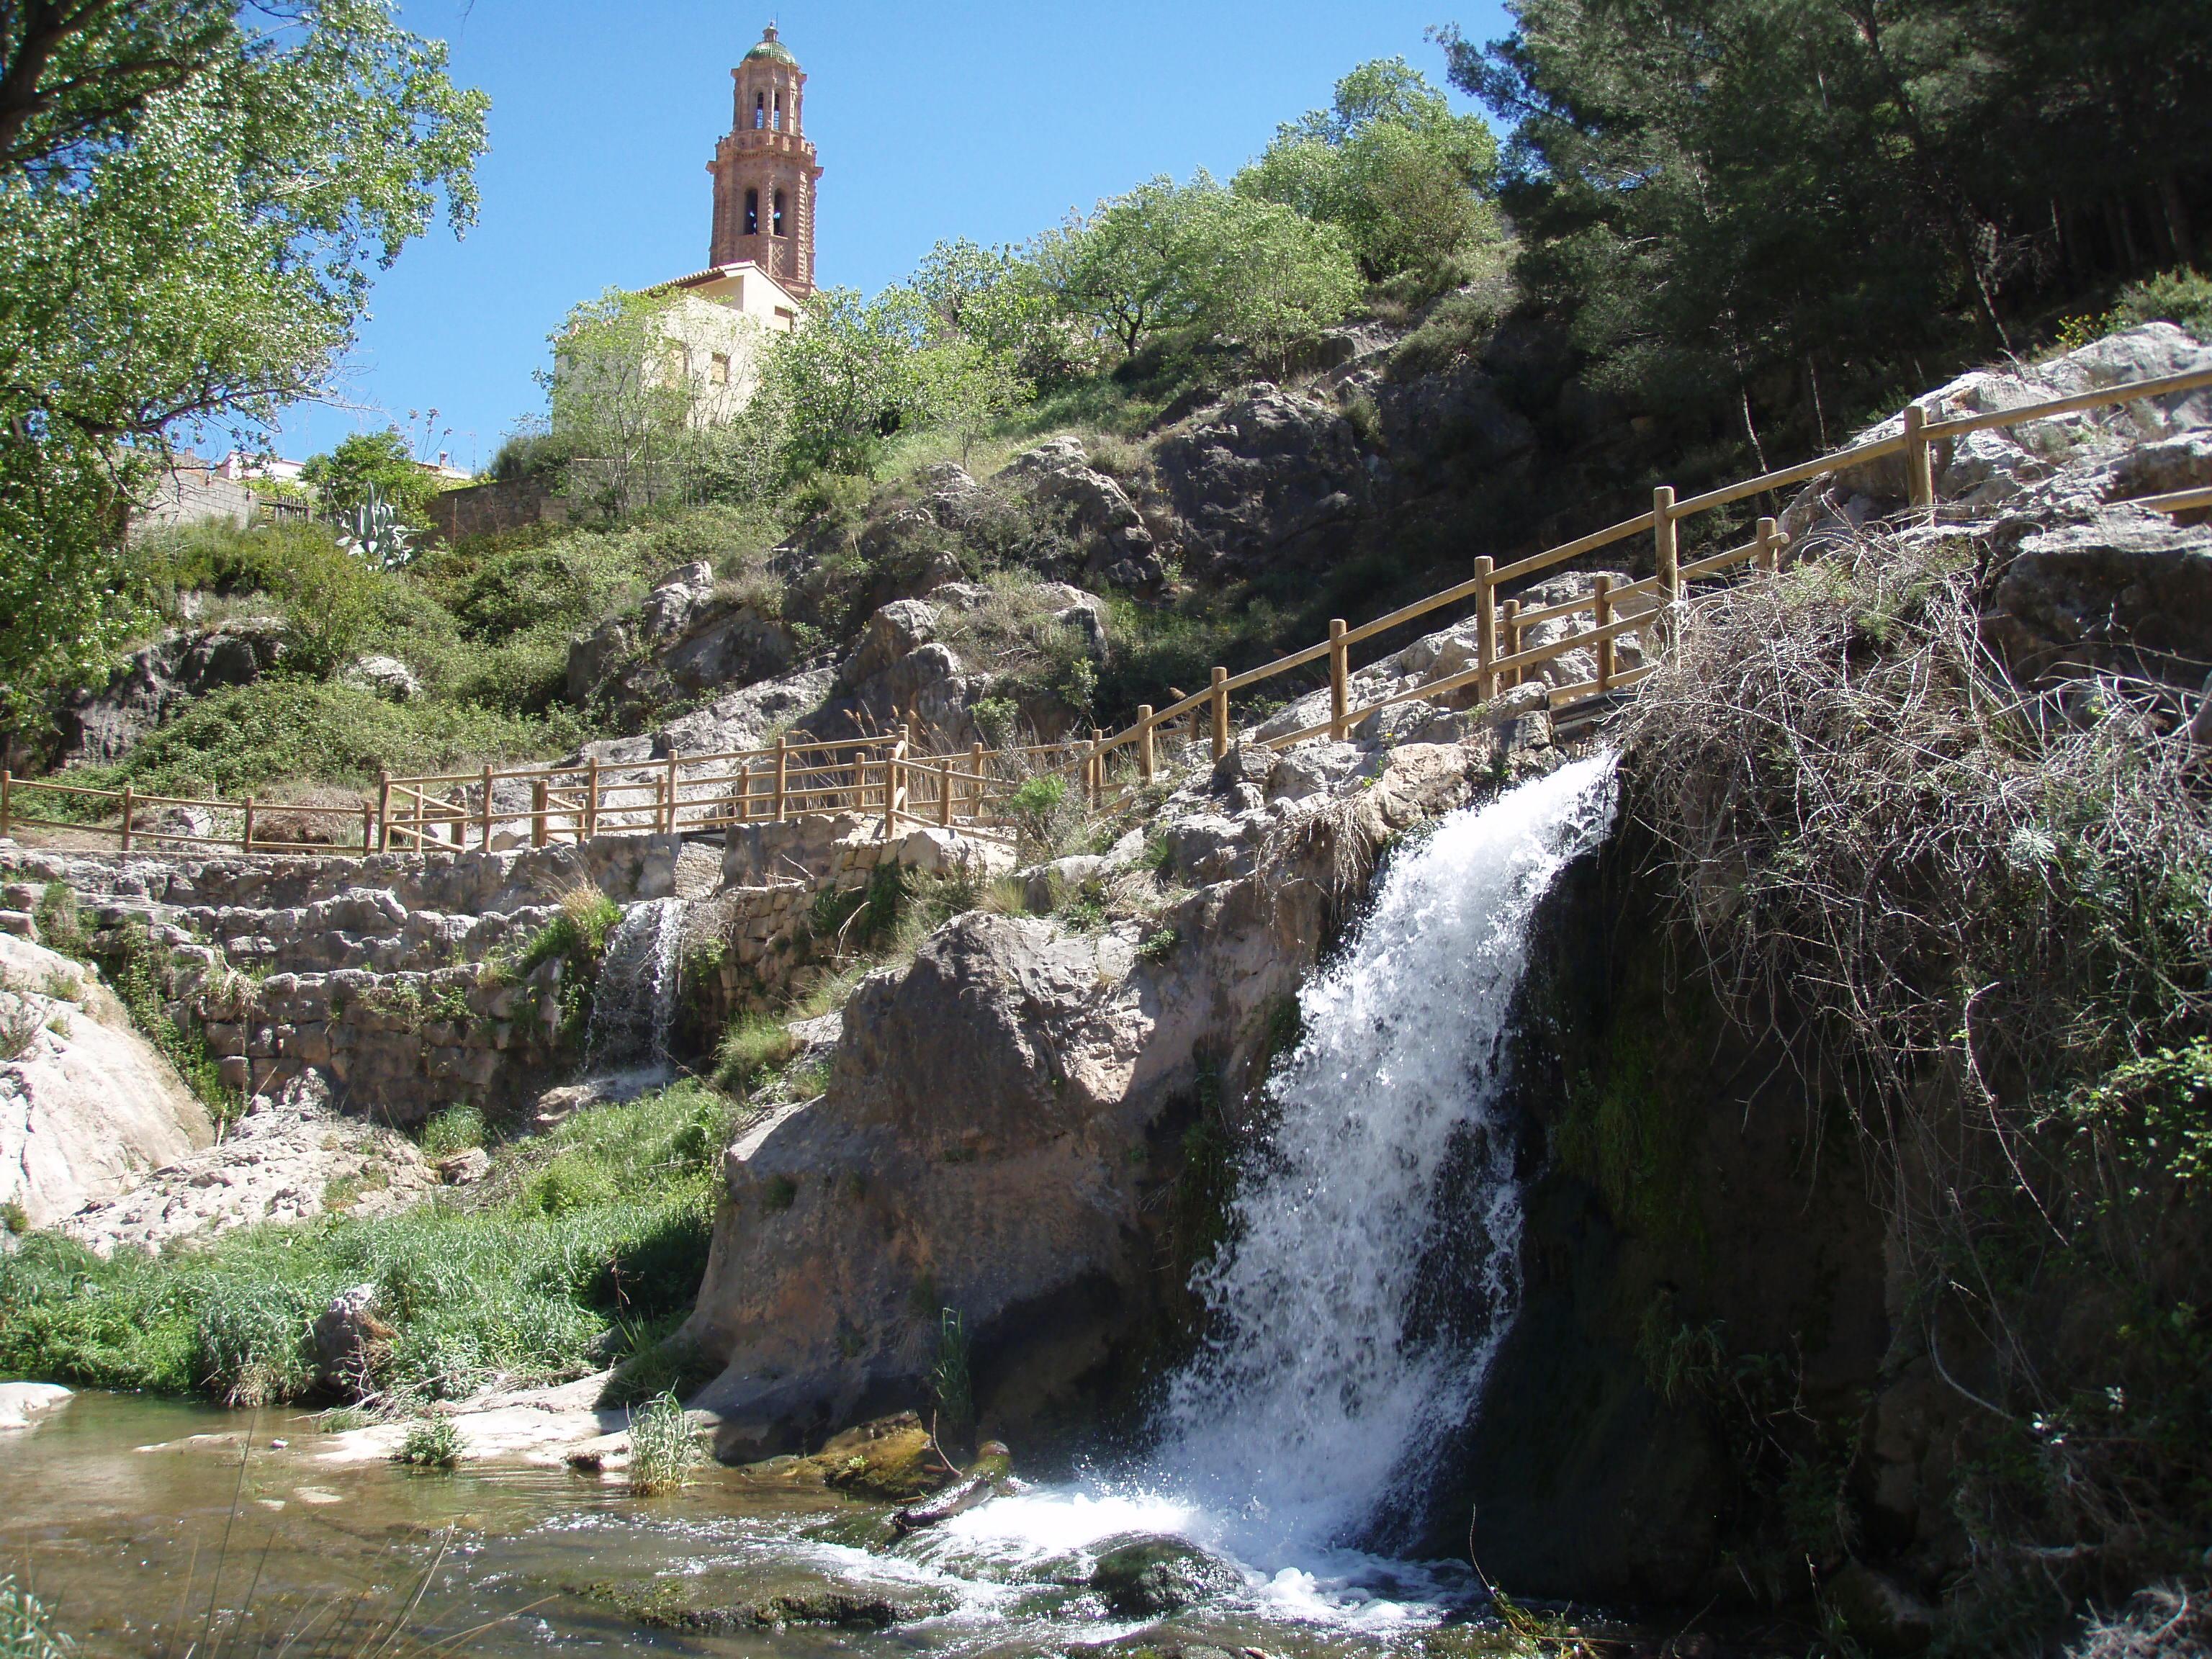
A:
1033;172;1362;364
1442;0;2212;455
300;428;434;522
1236;56;1502;294
0;1;487;724
750;284;935;481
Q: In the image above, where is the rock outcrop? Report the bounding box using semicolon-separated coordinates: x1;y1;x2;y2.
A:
56;617;287;764
0;932;212;1228
683;729;1555;1458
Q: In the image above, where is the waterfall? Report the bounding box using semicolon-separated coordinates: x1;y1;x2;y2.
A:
586;896;688;1070
1146;751;1619;1559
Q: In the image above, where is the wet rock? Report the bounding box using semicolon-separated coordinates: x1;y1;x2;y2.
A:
1827;1561;1937;1655
436;1147;490;1184
1087;1534;1244;1617
815;1411;954;1502
891;1442;1015;1532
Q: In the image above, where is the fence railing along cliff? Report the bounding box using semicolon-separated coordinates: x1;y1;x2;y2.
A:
6;363;2211;860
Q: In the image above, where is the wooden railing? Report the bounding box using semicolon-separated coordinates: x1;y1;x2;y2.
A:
4;361;2208;860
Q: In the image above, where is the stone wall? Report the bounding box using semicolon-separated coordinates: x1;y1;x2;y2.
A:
426;473;580;543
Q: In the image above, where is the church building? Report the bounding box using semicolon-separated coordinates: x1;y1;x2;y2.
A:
565;24;822;427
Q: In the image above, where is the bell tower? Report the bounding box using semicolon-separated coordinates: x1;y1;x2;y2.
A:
707;23;822;297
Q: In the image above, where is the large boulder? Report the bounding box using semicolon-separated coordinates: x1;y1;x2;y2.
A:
998;438;1162;588
567;561;796;711
0;933;213;1229
1981;507;2212;688
1152;387;1371;574
57;617;287;763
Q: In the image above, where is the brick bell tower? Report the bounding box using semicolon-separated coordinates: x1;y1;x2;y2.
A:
707;23;821;297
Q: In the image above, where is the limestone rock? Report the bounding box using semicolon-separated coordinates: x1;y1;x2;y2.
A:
837;599;941;691
343;655;421;702
0;933;213;1229
1152;387;1370;573
999;437;1162;588
0;1382;72;1431
57;617;287;764
1982;508;2212;688
566;560;795;712
60;1068;434;1256
312;1282;396;1395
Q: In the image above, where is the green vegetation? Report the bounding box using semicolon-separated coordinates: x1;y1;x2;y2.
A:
626;1389;698;1496
418;1104;487;1161
0;1082;732;1408
395;1415;464;1468
926;1308;973;1442
0;1;486;724
1444;0;2209;464
0;1575;71;1659
1627;535;2212;1633
98;922;241;1125
300;431;442;527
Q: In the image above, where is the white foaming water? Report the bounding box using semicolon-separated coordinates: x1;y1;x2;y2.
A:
899;757;1620;1627
586;896;688;1067
1150;752;1617;1559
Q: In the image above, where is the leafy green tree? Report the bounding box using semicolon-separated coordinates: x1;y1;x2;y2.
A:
750;284;934;481
911;236;1090;386
0;0;487;727
300;429;435;523
1034;173;1361;364
544;287;716;517
1236;56;1502;293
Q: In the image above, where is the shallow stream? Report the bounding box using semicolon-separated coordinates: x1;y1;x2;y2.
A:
8;1394;1485;1656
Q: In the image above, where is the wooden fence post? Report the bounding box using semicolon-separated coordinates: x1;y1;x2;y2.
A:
359;801;374;856
1328;619;1349;740
1501;598;1521;690
480;765;494;852
969;742;985;821
1653;486;1679;610
1209;667;1230;762
584;758;600;841
1593;575;1615;692
531;781;549;848
375;770;391;853
1090;727;1105;807
664;755;680;835
881;736;906;842
1;769;12;839
773;737;789;822
1137;706;1155;783
1474;557;1496;703
120;783;134;852
1756;516;1780;573
1904;403;1934;512
238;795;251;855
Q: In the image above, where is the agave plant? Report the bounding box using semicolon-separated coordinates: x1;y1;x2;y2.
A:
337;484;416;569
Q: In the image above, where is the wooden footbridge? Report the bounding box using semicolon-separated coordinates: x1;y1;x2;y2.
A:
6;364;2209;860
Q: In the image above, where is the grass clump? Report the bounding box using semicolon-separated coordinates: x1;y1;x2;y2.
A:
626;1389;698;1496
418;1103;486;1160
0;1082;732;1408
714;1013;796;1094
0;1575;72;1659
395;1415;463;1468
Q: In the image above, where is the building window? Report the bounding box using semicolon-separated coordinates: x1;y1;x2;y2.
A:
772;91;782;131
744;188;759;235
772;190;786;236
753;92;765;130
773;307;796;327
709;353;731;387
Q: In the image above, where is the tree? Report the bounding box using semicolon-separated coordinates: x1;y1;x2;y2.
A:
544;287;717;517
300;428;434;523
1440;0;2211;462
0;1;487;726
750;284;933;481
921;338;1030;467
910;235;1090;387
1034;173;1361;364
1236;56;1503;292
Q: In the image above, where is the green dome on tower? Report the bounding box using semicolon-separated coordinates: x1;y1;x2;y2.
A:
743;23;798;66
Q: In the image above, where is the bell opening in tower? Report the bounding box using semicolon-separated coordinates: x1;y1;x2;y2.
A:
745;188;759;235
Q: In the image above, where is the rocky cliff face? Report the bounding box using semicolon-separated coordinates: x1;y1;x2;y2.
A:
0;932;212;1229
681;727;1562;1459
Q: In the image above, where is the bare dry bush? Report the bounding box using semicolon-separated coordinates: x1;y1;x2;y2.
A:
1619;531;2212;1615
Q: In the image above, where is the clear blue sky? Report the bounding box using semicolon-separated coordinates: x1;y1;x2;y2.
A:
268;0;1509;472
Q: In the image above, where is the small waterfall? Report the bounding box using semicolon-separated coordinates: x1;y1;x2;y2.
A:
586;896;688;1070
1146;751;1619;1558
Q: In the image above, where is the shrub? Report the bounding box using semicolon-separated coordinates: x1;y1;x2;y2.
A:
626;1389;697;1496
395;1415;463;1468
32;884;82;959
2111;267;2212;342
714;1015;796;1094
0;1575;71;1659
419;1103;486;1160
